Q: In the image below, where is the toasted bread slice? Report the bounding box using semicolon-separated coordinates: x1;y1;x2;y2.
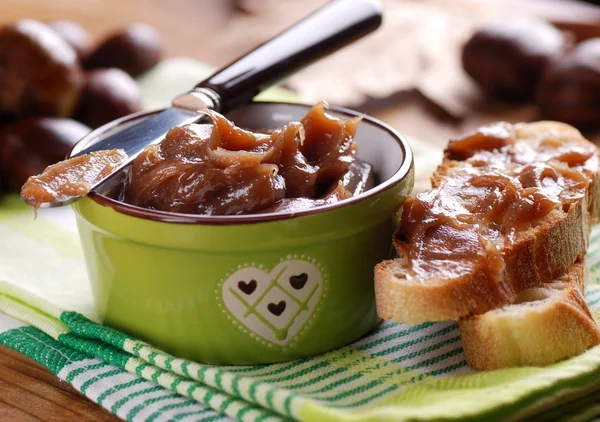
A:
459;261;600;369
375;121;600;324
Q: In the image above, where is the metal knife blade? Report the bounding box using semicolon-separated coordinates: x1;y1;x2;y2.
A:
72;107;201;158
39;107;204;208
35;88;222;208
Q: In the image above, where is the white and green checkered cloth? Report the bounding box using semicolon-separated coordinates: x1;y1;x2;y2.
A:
4;192;600;422
3;58;600;421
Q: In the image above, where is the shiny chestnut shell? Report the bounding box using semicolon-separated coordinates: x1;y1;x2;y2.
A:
0;19;82;117
83;23;162;77
462;18;567;101
537;38;600;129
49;20;91;62
74;68;142;129
0;117;91;190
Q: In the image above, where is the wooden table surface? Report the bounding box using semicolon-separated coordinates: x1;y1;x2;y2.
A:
2;0;600;420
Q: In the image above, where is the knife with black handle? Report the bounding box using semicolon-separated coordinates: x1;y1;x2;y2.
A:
50;0;382;208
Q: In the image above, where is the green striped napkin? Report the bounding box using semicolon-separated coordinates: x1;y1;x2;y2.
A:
4;194;600;422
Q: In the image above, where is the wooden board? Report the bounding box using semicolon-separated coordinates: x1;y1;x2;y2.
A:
0;346;119;421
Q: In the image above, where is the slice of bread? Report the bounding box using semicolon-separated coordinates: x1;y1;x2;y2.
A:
375;121;600;324
459;261;600;369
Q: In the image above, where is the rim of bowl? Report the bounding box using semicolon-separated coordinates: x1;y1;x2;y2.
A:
72;102;414;225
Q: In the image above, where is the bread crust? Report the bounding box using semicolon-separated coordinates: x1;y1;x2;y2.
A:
459;262;600;369
376;178;592;323
375;121;600;324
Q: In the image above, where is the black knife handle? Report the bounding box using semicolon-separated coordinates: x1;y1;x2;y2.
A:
195;0;382;112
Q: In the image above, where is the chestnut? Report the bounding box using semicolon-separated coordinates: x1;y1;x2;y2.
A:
74;68;142;129
0;117;91;190
0;168;7;195
536;38;600;129
0;19;82;117
49;20;91;62
83;23;162;77
462;18;567;101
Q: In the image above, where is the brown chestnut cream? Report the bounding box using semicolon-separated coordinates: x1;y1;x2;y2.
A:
122;102;372;215
21;149;127;209
397;122;596;280
20;102;376;215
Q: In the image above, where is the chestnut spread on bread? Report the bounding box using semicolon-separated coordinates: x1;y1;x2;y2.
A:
397;122;599;280
120;102;373;215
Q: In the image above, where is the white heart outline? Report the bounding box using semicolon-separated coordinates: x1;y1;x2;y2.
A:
218;255;328;349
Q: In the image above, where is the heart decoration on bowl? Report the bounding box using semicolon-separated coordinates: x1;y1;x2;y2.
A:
238;280;257;295
290;273;308;290
221;258;324;347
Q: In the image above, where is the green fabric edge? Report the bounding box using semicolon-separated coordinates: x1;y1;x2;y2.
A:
298;345;600;421
0;292;284;422
59;310;305;420
532;383;600;421
0;325;89;375
0;293;68;339
56;297;600;422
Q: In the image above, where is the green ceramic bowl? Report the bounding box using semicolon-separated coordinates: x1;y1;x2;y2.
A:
70;102;414;365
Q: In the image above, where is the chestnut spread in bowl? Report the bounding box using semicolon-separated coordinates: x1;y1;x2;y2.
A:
21;102;376;215
119;102;372;215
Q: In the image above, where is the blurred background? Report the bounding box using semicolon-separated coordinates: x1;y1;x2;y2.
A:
1;0;600;130
2;0;600;192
